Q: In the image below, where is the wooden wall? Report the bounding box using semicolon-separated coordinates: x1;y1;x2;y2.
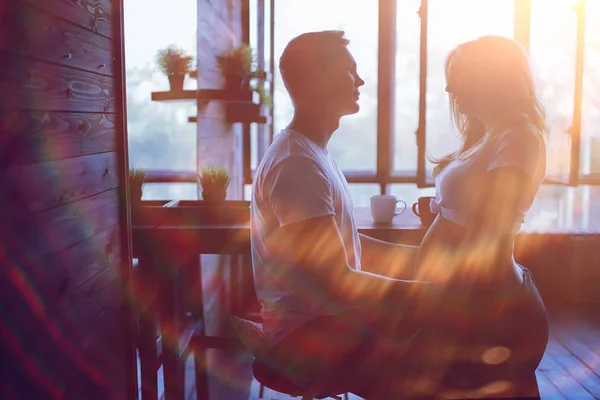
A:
195;0;247;332
197;0;244;200
0;0;135;398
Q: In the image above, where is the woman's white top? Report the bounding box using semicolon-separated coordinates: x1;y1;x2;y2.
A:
430;121;546;230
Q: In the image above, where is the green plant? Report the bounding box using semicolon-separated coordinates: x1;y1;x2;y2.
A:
216;44;265;88
198;165;230;202
129;168;147;187
129;168;146;202
156;46;194;76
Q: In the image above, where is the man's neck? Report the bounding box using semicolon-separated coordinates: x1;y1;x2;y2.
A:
287;109;340;149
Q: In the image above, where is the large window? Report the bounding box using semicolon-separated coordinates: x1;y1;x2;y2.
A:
124;0;198;200
125;0;600;231
268;0;600;231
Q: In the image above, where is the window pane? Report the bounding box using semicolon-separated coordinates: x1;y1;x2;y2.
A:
124;0;197;172
580;0;600;175
394;0;421;171
525;184;600;232
346;184;381;207
529;0;578;179
273;0;378;170
142;183;199;201
425;0;514;175
389;184;436;208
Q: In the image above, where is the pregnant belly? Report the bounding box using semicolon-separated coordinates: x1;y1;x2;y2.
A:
415;215;522;287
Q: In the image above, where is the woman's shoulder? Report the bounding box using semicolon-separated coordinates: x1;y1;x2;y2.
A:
495;120;546;149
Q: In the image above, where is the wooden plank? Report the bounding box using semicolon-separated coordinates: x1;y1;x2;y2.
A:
151;90;197;102
32;188;120;257
537;350;596;399
554;324;600;376
151;89;255;102
1;110;117;164
42;224;121;299
554;353;600;398
25;0;113;39
535;371;567;400
0;52;116;112
60;262;121;323
0;263;114;398
75;301;128;392
197;0;237;91
1;4;114;76
6;152;119;212
198;0;236;48
575;321;600;359
53;267;126;395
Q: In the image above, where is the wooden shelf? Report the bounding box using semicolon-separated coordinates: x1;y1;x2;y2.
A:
151;89;255;102
151;90;196;102
187;115;268;124
152;89;267;124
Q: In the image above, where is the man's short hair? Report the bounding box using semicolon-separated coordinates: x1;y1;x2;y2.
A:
279;30;350;99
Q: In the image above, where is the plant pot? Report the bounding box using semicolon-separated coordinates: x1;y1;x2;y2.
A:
201;190;227;204
224;74;246;90
131;186;143;203
168;74;185;92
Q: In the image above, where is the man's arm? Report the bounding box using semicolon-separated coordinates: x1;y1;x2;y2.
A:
359;233;419;279
267;216;432;308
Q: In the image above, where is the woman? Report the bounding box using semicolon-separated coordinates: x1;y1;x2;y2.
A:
409;35;549;396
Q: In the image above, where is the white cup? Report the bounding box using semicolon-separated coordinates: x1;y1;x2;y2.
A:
370;195;407;224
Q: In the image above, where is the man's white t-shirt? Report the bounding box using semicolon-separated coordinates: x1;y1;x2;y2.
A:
250;128;362;345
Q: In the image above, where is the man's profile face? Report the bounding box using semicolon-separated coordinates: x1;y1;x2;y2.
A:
319;47;365;117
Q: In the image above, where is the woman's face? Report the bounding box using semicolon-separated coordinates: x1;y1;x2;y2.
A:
445;54;491;118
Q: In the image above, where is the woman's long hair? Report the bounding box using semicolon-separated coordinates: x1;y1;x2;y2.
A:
431;35;547;177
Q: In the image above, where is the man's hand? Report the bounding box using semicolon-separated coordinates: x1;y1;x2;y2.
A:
359;233;419;279
267;216;431;307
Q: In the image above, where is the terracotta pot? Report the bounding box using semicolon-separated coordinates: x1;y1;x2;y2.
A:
131;186;143;203
202;190;227;204
168;74;185;92
224;74;244;90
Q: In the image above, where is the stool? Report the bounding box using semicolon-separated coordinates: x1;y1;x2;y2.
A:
230;316;351;400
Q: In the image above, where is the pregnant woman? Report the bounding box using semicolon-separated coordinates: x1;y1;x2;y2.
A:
411;35;550;396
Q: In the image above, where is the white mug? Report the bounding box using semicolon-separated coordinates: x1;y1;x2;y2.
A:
370;195;407;224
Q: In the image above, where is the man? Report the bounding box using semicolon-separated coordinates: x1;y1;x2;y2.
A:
250;31;436;397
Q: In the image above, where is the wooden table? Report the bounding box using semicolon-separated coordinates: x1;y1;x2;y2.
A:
132;207;427;257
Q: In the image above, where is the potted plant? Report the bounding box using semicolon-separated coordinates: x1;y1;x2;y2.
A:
156;45;194;92
216;45;269;123
198;165;230;205
129;167;146;203
216;44;265;90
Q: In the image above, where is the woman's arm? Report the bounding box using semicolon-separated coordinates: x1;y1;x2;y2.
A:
359;233;419;279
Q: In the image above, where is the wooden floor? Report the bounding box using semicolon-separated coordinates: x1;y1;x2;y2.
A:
536;312;600;399
152;310;600;400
